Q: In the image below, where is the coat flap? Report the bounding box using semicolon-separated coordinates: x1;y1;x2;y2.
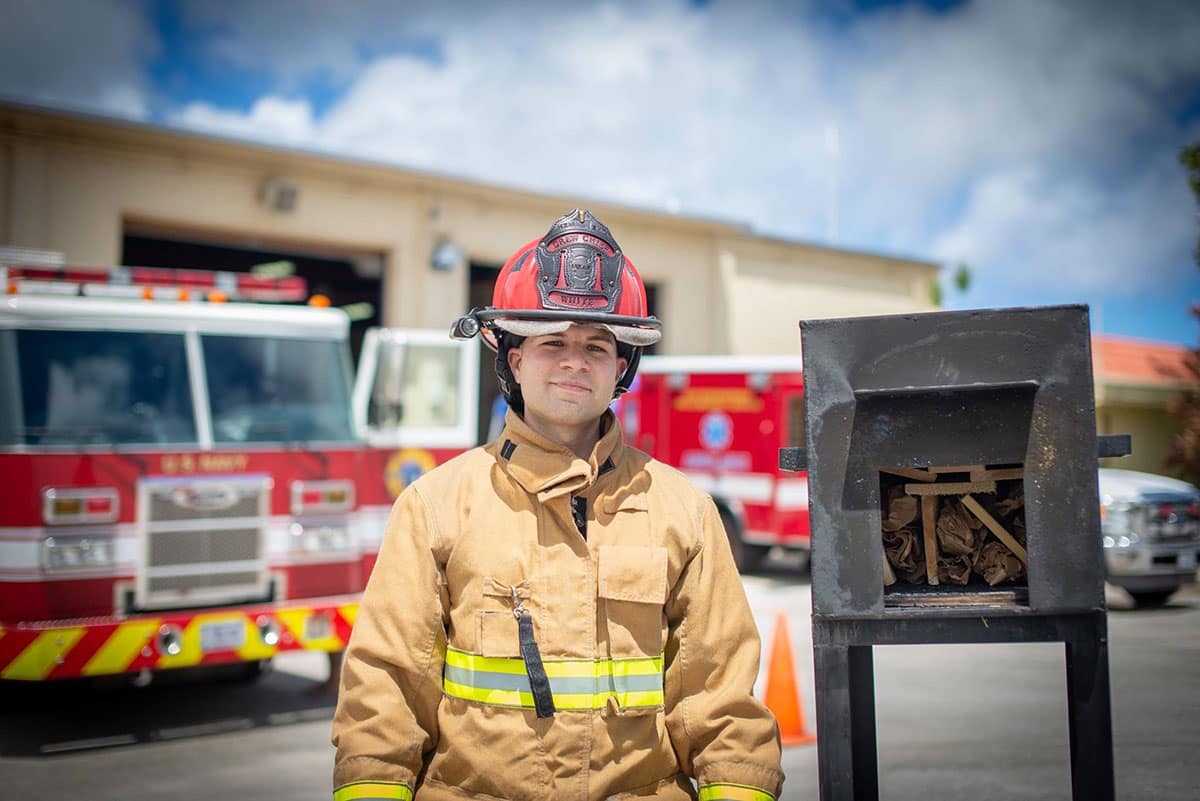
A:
601;491;649;514
598;545;669;604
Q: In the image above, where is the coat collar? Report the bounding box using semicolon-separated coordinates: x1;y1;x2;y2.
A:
496;408;624;500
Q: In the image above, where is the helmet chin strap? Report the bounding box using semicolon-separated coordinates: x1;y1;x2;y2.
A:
494;332;524;414
615;344;640;396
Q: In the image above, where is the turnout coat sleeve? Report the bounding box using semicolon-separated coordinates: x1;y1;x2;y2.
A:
331;484;448;800
663;493;784;799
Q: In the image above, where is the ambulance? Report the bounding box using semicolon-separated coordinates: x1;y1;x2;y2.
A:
617;354;810;571
0;263;478;682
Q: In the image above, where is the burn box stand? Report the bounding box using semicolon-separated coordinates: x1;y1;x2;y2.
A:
782;305;1125;801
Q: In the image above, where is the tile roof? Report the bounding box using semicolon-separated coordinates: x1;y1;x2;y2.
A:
1092;334;1196;387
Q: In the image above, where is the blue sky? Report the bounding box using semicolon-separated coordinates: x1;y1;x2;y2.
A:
3;0;1200;345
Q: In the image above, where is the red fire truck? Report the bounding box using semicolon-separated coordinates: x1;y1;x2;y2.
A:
0;264;478;682
617;355;810;571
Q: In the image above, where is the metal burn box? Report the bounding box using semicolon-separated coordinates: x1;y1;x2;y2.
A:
789;304;1117;801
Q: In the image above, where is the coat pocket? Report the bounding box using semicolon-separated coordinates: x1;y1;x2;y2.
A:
598;545;669;658
478;610;523;658
477;577;529;657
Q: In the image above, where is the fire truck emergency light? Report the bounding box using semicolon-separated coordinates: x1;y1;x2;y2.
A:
42;487;119;525
3;264;309;303
290;479;355;515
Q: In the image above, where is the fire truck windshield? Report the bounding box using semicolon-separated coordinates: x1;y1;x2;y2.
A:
202;334;354;444
1;329;356;447
6;329;196;446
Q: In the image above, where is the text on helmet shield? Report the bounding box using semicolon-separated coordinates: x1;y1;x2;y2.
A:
546;232;616;256
535;236;623;314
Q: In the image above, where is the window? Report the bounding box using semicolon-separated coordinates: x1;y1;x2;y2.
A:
203;335;355;443
368;342;461;430
6;329;195;446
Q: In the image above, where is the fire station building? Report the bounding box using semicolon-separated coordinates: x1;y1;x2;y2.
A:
0;101;1190;475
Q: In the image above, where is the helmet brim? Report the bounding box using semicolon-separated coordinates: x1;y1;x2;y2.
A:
491;316;662;347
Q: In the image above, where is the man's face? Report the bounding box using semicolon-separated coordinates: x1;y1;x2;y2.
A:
507;324;627;440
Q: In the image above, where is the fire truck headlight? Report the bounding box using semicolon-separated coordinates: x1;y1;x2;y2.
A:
256;616;281;647
288;523;351;554
157;624;184;657
42;536;117;572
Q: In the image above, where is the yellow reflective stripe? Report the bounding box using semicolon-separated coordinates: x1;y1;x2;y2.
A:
445;646;662;678
82;620;160;676
332;780;413;801
443;685;663;710
1;627;86;680
444;647;528;675
617;689;665;708
610;654;664;676
444;677;532;708
698;784;776;801
443;679;664;710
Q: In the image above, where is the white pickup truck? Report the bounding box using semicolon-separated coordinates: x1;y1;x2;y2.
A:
1099;468;1200;607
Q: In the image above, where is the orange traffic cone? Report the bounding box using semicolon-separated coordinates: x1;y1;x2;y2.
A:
763;611;817;746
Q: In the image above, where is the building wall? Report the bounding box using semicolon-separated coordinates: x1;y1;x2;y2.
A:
1097;398;1185;477
6;105;1195;476
1;104;938;357
717;235;933;354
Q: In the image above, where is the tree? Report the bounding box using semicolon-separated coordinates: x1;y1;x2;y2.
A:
1186;145;1200;266
928;261;973;307
1166;143;1200;484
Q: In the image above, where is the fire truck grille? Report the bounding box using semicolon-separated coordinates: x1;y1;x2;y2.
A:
149;493;261;522
149;529;262;565
138;475;272;610
148;572;263;594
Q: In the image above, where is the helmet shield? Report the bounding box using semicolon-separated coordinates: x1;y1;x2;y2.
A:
535;210;624;314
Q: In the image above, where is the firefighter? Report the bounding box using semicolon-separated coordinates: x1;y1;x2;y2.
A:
331;209;783;801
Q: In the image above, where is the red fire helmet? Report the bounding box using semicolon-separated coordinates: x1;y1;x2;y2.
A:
452;208;662;351
450;208;661;409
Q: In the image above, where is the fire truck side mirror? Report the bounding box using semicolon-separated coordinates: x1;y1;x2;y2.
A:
1097;434;1131;459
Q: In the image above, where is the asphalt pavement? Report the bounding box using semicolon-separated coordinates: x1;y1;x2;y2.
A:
744;566;1200;801
2;572;1197;801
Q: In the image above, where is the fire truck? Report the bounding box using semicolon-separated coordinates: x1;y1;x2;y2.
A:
617;355;810;571
0;264;478;682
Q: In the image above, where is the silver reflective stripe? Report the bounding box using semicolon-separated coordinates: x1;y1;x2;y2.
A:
442;646;665;710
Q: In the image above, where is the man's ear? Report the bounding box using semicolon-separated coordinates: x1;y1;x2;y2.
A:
616;356;628;380
506;345;523;384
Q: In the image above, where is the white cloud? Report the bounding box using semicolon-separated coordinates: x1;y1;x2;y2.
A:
0;0;157;119
934;150;1197;304
298;1;834;231
822;1;1200;247
5;0;1200;336
171;96;315;145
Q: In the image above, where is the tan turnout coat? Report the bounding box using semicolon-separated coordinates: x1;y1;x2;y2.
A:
332;410;783;800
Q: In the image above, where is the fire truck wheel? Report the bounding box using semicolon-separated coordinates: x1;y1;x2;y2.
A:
1129;589;1174;608
718;506;769;573
217;659;271;683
